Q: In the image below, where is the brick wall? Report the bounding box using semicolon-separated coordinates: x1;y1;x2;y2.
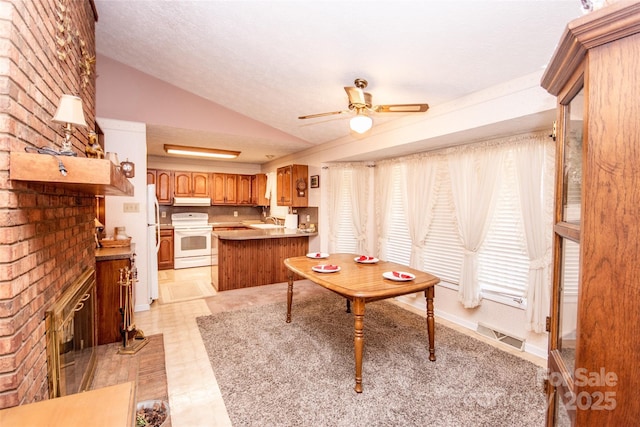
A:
0;0;97;408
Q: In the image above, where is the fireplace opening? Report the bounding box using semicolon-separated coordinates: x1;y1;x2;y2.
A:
45;268;97;398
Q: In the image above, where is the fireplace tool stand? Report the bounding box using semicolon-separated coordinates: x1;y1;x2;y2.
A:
117;266;148;354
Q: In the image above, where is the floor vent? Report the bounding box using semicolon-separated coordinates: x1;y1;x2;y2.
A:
476;323;525;351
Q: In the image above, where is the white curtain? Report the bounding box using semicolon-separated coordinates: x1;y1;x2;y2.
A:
326;167;346;253
448;148;504;308
350;165;370;254
374;162;394;260
514;139;555;333
402;157;439;268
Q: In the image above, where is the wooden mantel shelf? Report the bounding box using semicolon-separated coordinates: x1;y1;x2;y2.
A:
10;152;134;196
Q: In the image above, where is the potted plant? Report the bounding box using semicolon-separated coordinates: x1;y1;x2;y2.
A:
136;400;169;427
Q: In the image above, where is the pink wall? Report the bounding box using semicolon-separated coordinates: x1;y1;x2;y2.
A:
95;54;305;143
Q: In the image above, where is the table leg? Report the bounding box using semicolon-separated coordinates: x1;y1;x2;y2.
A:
286;272;293;323
353;298;365;393
425;286;436;361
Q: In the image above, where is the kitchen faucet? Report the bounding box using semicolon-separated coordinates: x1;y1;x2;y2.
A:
265;216;280;225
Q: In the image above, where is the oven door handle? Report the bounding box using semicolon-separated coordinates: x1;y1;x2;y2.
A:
174;227;213;235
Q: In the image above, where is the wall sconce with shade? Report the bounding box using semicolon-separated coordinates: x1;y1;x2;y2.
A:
164;144;240;159
52;94;87;155
349;109;373;134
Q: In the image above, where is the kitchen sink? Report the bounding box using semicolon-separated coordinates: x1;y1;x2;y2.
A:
249;223;285;229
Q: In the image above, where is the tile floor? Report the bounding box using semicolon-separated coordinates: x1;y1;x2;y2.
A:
135;267;231;426
132;266;546;427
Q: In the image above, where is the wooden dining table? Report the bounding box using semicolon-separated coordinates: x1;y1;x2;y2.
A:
284;253;440;392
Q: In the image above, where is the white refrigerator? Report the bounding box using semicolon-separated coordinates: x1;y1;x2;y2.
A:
147;184;160;301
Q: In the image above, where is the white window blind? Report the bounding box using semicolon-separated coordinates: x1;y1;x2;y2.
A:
386;164;411;266
423;162;464;283
477;153;529;300
334;169;358;254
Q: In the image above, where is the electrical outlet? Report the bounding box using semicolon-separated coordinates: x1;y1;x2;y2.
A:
306;215;311;222
123;202;139;213
161;211;166;218
233;211;238;217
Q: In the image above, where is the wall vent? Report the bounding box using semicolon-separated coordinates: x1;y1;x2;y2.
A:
476;322;525;351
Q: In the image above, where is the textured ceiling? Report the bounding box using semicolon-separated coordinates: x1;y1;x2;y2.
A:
94;0;584;164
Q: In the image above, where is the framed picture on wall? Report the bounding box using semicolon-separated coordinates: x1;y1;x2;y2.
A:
310;175;319;188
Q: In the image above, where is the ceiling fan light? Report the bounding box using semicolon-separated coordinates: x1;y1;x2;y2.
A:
350;114;373;134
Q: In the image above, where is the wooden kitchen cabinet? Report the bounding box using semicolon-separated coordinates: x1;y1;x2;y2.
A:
157;228;174;270
211;173;237;204
155;169;173;205
277;164;308;207
147;169;156;185
216;235;309;291
174;171;210;197
541;3;640;425
251;173;269;206
96;257;131;345
237;174;252;205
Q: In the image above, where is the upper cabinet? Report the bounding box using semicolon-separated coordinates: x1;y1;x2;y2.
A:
156;170;173;204
174;171;209;197
147;168;275;206
541;2;640;425
251;174;269;206
236;175;252;205
211;173;237;205
277;164;308;207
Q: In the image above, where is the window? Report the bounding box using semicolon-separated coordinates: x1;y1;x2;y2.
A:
334;169;358;254
386;165;411;266
476;153;529;302
332;139;551;308
423;162;464;284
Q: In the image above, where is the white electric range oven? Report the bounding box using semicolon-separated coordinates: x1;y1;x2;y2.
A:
171;212;213;269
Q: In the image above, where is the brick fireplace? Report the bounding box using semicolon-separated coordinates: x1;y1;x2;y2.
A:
0;0;98;409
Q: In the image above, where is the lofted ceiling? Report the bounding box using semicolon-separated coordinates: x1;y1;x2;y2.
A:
93;0;585;164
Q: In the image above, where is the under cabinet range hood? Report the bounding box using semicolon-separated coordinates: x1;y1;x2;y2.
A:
173;197;211;207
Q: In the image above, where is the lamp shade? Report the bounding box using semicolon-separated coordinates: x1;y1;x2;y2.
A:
52;95;87;127
349;114;373;134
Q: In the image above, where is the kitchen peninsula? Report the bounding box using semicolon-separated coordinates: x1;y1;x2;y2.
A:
213;226;316;291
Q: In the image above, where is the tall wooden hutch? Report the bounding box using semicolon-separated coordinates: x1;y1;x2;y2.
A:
541;1;640;424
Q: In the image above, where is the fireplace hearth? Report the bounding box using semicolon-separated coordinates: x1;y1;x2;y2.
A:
45;268;97;398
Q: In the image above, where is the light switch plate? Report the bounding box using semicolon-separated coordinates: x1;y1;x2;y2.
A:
123;202;139;213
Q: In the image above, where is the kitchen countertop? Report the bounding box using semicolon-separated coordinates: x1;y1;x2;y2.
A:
213;227;317;240
95;246;134;261
160;221;271;229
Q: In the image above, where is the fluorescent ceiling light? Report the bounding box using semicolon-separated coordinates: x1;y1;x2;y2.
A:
164;144;240;159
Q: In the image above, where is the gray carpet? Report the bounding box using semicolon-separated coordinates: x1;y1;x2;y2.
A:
197;292;546;427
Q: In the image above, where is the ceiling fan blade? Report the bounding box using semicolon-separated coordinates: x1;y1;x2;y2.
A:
374;104;429;113
298;110;347;120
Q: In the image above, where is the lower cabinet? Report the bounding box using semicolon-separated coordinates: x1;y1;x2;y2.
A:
96;257;131;345
158;228;174;270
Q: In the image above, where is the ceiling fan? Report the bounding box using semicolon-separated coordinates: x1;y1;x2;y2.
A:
298;78;429;133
